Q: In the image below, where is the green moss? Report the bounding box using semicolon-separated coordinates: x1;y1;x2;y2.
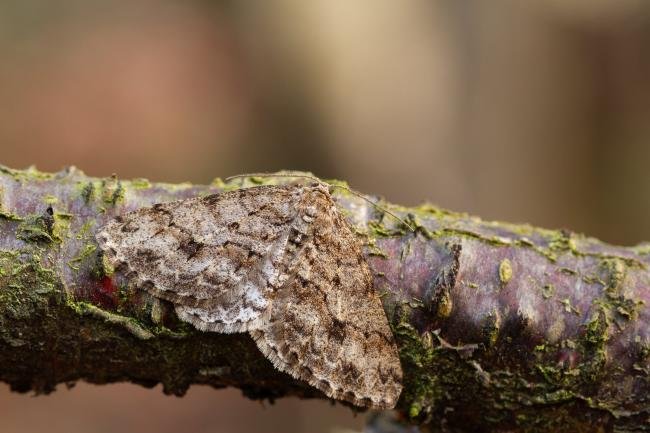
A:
75;220;95;240
367;220;395;238
80;181;95;204
632;243;650;256
542;283;555;299
517;237;535;247
67;300;153;340
0;251;60;323
577;307;609;383
210;177;227;188
381;237;638;429
0;187;22;221
408;204;645;274
16;209;73;244
323;178;351;190
130;178;151;189
17;214;53;244
558;268;577;277
602;259;625;296
209;177;238;192
385;272;637;429
407;215;437;239
0;250;20;277
389;310;488;423
499;259;513;284
100;254;115;277
583;309;609;348
366;238;388;258
482;309;501;347
598;259;645;322
0;207;22;221
559;298;580;316
43;194;58;205
67;243;97;271
392;317;442;420
101;175;124;206
548;232;578;255
52;212;72;242
366;216;410;238
436;291;453;319
0;164;54;182
414;203;466;221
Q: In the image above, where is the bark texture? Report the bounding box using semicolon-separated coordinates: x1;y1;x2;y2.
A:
0;165;648;432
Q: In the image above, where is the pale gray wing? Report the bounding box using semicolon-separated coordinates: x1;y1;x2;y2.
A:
250;186;403;409
97;185;300;333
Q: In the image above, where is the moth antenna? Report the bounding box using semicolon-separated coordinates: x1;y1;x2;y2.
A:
225;173;415;232
226;172;321;184
328;185;415;232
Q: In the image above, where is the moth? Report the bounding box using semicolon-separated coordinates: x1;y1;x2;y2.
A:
96;180;403;409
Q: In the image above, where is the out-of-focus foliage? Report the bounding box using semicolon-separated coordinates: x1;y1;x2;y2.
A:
1;1;649;432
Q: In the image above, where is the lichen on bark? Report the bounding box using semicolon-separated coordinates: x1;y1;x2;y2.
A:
0;165;648;433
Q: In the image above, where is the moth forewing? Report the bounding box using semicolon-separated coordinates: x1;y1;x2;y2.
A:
96;183;403;409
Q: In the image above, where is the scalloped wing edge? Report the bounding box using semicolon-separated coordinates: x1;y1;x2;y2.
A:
96;223;272;334
174;305;271;333
249;329;401;410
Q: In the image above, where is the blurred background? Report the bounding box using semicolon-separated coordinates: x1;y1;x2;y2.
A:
1;0;649;432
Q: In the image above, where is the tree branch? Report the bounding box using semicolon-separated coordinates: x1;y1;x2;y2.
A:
0;165;647;432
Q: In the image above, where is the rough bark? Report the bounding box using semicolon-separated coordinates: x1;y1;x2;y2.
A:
0;165;648;433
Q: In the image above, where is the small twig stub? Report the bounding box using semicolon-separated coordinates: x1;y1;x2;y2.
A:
96;182;403;409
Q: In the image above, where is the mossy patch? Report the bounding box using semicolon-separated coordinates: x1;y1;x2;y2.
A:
129;178;151;190
67;243;97;271
482;309;501;347
101;175;124;206
542;283;555;299
43;194;58;205
75;220;95;240
16;208;72;244
80;181;95;204
499;258;513;284
16;212;54;244
392;316;444;421
0;208;22;222
0;251;61;321
67;300;153;340
0;165;54;183
52;212;72;242
0;186;22;222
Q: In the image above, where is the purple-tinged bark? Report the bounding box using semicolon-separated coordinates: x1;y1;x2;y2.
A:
0;165;647;432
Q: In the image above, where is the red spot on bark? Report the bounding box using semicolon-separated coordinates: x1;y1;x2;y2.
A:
92;276;119;308
101;276;118;296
